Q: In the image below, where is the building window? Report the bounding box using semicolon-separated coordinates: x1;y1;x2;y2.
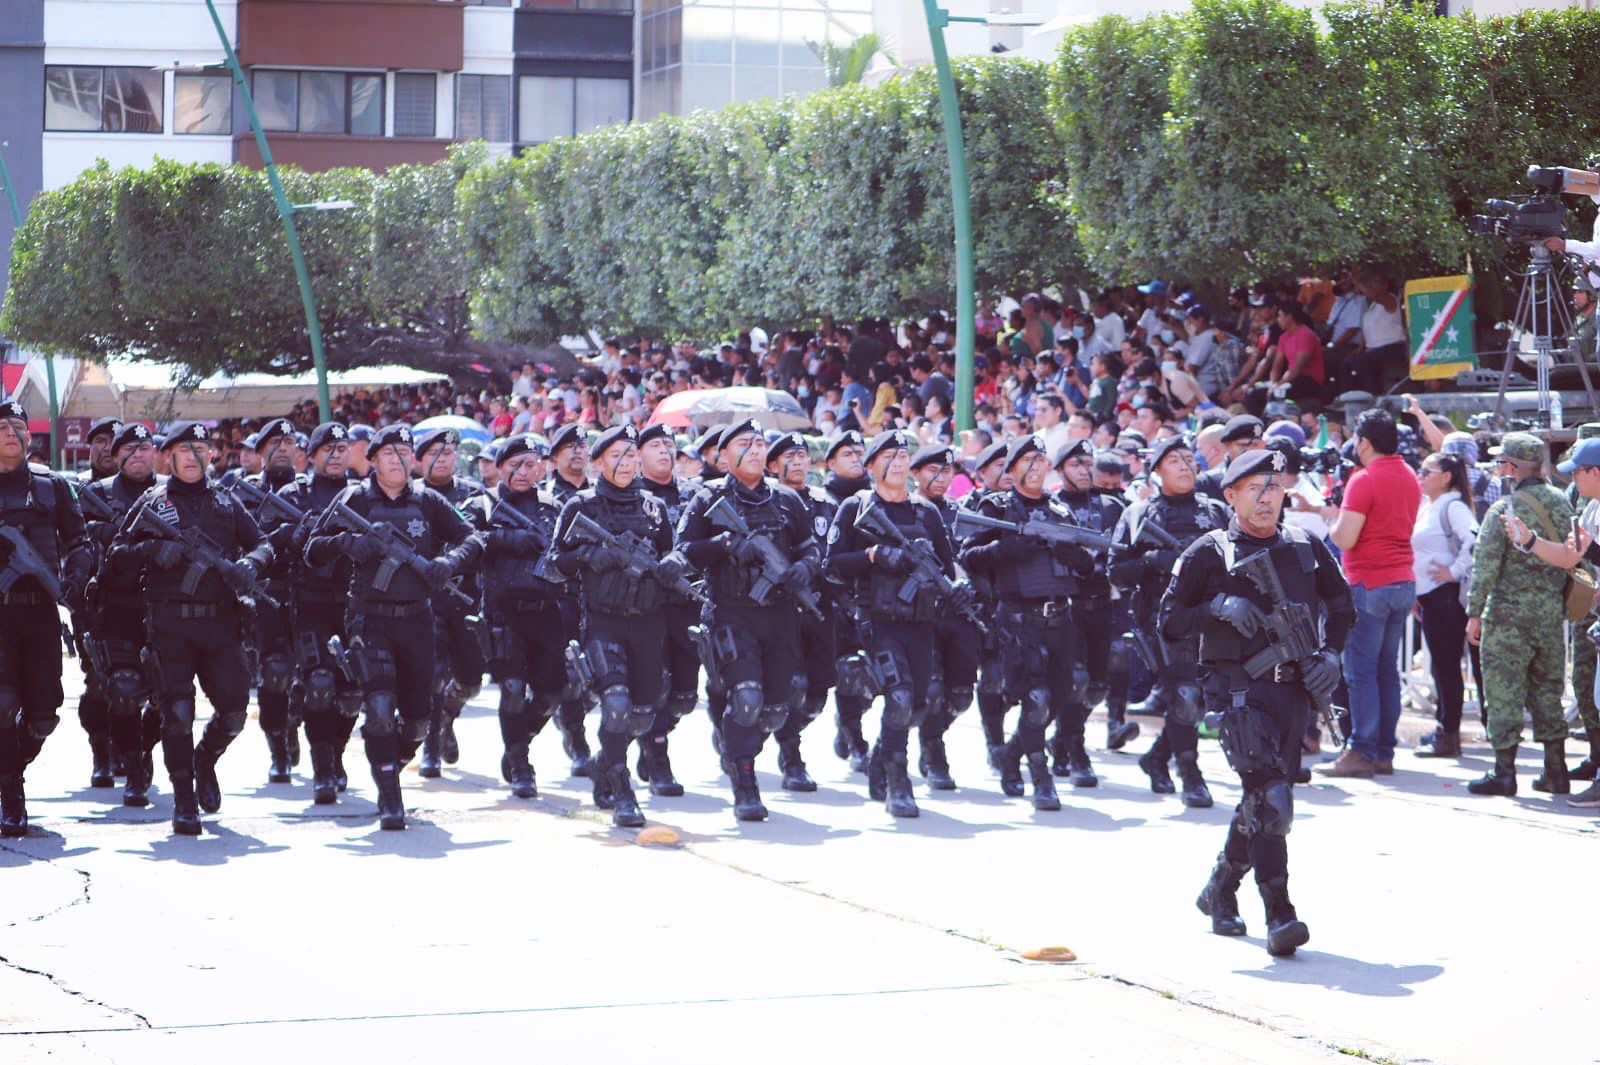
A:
394;73;437;138
456;74;512;142
517;75;629;144
174;73;231;134
44;66;163;133
517;0;633;9
253;70;384;135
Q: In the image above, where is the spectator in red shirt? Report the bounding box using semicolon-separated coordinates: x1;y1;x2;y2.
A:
1319;410;1421;778
1269;303;1325;401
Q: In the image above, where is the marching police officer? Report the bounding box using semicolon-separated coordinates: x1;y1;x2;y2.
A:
1161;448;1352;956
635;422;701;796
302;423;481;830
909;443;980;790
828;431;964;817
545;423;596;777
80;417;122;485
81;422;165;806
968;438;1014;769
551;424;687;827
0;401;92;836
1052;438;1139;783
678;419;819;821
242;418;302;784
1195;414;1265;500
72;416;123;787
1109;435;1229;808
276;422;363;803
820;430;874;772
412;426;486;780
108;422;273;835
465;435;563;800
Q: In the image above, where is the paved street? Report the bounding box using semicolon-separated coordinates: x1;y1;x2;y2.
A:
3;673;1596;1065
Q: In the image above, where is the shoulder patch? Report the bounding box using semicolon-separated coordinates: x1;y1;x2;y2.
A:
827;522;841;545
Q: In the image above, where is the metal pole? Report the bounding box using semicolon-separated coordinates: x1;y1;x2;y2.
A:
0;145;59;469
922;2;976;433
202;0;333;422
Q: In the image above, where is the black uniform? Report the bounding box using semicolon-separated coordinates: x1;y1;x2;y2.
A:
960;490;1096;809
638;472;701;795
416;474;487;778
546;470;595;774
82;470;165;805
1161;519;1351;953
828;489;960;816
906;491;981;790
550;479;680;825
109;475;273;829
242;467;301;779
0;463;92;835
822;472;874;768
1109;488;1230;804
962;486;1012;764
302;479;479;829
276;470;363;802
678;475;818;820
767;480;838;791
465;482;565;799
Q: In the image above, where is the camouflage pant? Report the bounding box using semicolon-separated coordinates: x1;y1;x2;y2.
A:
1573;623;1599;733
1482;615;1568;750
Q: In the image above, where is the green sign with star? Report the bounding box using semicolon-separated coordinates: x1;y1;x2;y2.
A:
1405;275;1476;381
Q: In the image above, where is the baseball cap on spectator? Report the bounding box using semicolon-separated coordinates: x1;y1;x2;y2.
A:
305;421;349;456
1220;414;1265;444
111;422;155;453
1559;438;1600;474
1440;431;1478;466
1137;280;1169;296
1265;420;1306;448
1489;432;1545;463
825;430;865;462
86;417;121;443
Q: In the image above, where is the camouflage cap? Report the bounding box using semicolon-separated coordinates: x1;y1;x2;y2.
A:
1489;431;1545;464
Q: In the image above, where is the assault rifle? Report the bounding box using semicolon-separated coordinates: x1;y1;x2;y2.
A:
1228;545;1345;746
325;498;473;610
130;506;279;609
563;511;707;606
483;495;558;582
952;505;1111;554
230;477;307;529
1133;517;1181;553
0;526;64;602
854;501;988;634
75;487;117;524
703;495;824;619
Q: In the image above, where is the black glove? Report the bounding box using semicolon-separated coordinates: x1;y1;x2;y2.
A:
1147;549;1179;573
704;531;735;558
874;545;911;573
994;537;1033;562
341;533;385;564
779;559;815;593
222;559;258;595
149;541;186;570
586;542;629;572
1208;593;1262;638
421;558;455;590
1302;649;1342;701
488;528;543;554
655;554;687;585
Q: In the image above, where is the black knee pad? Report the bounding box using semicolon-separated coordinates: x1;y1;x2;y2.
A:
925;674;946;718
301;667;338;714
499;677;528;719
1020;687;1051;728
260;653;295;695
163;697;196;737
758;704;789;735
1259;781;1294;838
664;690;698;721
883;687;915;730
627;706;657;738
598;684;633;734
726;681;764;728
836;653;872;698
106;668;149;716
337;692;364;719
788;673;809;716
1169;682;1203;726
362;691;397;735
945;684;974;718
209;709;247;741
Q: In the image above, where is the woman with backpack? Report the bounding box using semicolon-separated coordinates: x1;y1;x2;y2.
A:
1412;452;1480;757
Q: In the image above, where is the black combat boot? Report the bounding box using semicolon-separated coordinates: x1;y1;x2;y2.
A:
501;743;536;800
90;734;115;789
591;761;616;811
1026;752;1061;811
997;740;1025;798
918;736;956;791
310;742;338;805
884;753;919;818
609;764;645;828
266;730;293;784
1467;746;1518;796
374;766;406;830
1139;745;1176;795
418;716;443;779
1533;740;1571;795
732;758;767;822
169;774;201;836
560;721;593;778
778;736;816;793
285;725;302;769
333;746;349;793
1175;751;1213;808
1049;729;1072;778
441;713;460;765
1259;876;1310;957
1569;726;1600;780
1066;738;1098;788
833;712;869;773
194;747;223;814
0;775;28;838
119;742;151;807
867;742;887;802
1195;856;1249;936
1106;708;1141;751
647;738;684;797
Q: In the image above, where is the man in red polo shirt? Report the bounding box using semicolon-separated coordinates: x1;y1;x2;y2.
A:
1318;409;1420;777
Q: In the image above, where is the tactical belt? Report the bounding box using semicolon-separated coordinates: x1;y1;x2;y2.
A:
155;602;222;619
360;600;429;618
1005;599;1071;621
1208;661;1303;685
0;591;51;607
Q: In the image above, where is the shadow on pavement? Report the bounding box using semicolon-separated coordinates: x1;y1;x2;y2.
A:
0;828;95;865
325;819;511;859
1234;951;1444;997
122;822;291;865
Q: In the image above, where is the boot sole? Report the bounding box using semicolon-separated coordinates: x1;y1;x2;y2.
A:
1;824;28;838
418;766;442;779
735;808;768;822
650;782;685;797
1267;921;1310;957
313;791;337;805
90;775;115;789
1032;799;1062;811
172;821;201;837
379;816;406;830
512;786;537;799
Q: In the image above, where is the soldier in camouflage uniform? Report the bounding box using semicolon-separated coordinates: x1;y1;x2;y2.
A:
1465;432;1574;797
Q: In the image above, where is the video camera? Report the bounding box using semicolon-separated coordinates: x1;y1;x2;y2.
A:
1468;165;1600;243
1297;446;1347;477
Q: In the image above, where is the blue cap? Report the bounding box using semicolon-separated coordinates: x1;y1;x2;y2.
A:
1137;279;1168;296
1559;437;1600;474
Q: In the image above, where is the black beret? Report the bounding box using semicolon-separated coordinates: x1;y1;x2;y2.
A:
413;426;461;459
825;429;865;461
1116;430;1148;453
1051;438;1092;467
1092;449;1127;475
497;434;545;465
1005;434;1046;471
1219;414;1265;444
86;417;121;443
305;421;350;456
1148;434;1193;471
111;422;156;453
636;423;673;450
547;422;586;456
975;439;1009;472
255;418;294;449
293;432;308;449
369;423;415;454
0;399;26;421
692;426;724;456
591;423;639;459
347;424;375;443
718;418;762;451
241;433;260;450
767;431;809;464
161;421;210;451
864;430;912;468
1220;446;1291;489
910;443;955;470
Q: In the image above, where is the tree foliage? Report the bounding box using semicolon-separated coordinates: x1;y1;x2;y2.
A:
808;32;895;87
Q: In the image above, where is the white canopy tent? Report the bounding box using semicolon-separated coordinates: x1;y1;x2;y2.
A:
10;357;449;423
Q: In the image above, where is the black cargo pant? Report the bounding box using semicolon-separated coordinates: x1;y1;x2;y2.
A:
145;601;253;780
861;614;935;761
1211;672;1307;885
97;599;161;760
488;598;566;748
776;604;837;749
0;599;65;776
587;609;666;771
255;599;298;737
994;600;1075;756
293;598;361;749
713;602;799;760
349;602;436;770
918;613;980;750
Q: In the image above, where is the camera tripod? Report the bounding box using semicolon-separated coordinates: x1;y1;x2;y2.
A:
1492;243;1599;425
